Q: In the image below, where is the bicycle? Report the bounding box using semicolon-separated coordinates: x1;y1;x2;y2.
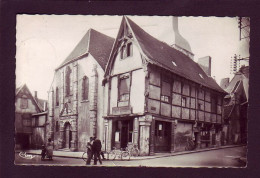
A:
108;147;130;161
126;143;139;157
185;137;196;151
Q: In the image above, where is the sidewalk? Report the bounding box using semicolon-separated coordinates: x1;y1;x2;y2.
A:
16;144;245;161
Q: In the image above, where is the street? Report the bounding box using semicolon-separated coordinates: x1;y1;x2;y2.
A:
15;146;246;167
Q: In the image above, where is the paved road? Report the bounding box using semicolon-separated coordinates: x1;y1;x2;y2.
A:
15;146;246;167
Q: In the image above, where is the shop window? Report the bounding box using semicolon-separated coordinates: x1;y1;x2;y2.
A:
211;95;217;113
128;121;133;143
65;66;72;96
121;42;133;59
56;87;59;106
119;74;130;102
82;76;89;100
20;95;28;109
115;121;120;142
161;81;171;103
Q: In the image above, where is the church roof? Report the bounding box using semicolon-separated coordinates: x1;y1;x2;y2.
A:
57;29;114;70
124;17;226;94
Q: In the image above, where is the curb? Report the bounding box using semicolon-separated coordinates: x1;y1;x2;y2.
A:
16;145;245;161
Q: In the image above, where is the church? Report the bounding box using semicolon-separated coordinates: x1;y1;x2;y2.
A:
47;29;114;151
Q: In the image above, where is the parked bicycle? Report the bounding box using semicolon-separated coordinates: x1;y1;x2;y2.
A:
185;137;196;151
108;147;130;161
126;143;139;157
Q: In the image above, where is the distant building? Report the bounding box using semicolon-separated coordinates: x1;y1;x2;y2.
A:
222;65;249;144
47;29;114;151
15;84;47;150
103;16;227;156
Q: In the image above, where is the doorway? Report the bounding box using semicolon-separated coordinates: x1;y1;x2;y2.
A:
64;122;72;149
112;119;133;150
154;121;171;152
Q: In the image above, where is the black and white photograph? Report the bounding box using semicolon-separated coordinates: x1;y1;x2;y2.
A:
15;15;249;167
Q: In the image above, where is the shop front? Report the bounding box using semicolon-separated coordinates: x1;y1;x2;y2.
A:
104;116;140;152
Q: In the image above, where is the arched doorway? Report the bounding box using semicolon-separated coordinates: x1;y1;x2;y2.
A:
64;122;72;149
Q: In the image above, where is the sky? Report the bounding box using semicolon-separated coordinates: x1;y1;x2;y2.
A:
16;15;249;100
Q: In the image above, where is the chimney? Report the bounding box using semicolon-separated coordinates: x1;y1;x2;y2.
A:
220;78;230;89
34;91;38;99
198;56;211;76
43;101;47;111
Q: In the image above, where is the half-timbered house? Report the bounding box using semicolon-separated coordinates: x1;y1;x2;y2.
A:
103;16;227;155
15;84;47;150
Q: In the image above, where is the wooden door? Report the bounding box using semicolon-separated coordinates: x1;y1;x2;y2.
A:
154;121;170;152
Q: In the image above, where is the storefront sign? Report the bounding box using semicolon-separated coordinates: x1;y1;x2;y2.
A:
112;106;132;115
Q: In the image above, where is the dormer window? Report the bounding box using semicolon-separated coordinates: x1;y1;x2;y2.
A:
172;61;177;66
120;42;133;59
199;73;204;79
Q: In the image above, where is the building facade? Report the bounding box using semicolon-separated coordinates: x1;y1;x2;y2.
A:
103;17;227;156
222;66;249;145
15;84;47;150
47;29;114;151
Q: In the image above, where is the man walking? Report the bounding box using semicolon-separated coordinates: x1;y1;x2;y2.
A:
92;137;102;165
86;137;94;165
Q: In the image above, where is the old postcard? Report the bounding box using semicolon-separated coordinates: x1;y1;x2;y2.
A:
15;15;249;167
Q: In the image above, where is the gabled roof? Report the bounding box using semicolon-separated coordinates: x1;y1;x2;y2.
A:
225;66;249;93
56;28;114;70
106;16;226;94
16;84;46;112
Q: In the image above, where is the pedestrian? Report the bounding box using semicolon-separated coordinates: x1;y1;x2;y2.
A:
46;138;53;160
41;145;46;160
86;137;94;165
92;137;102;165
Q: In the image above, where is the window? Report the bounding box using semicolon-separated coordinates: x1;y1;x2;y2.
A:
161;81;171;103
119;74;130;102
120;42;133;59
172;61;177;66
56;87;59;106
82;76;89;100
198;103;203;110
34;116;39;127
211;95;217;113
182;97;187;107
56;121;59;132
65;66;72;96
20;95;28;109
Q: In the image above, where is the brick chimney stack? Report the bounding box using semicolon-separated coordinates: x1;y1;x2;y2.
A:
198;56;212;76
